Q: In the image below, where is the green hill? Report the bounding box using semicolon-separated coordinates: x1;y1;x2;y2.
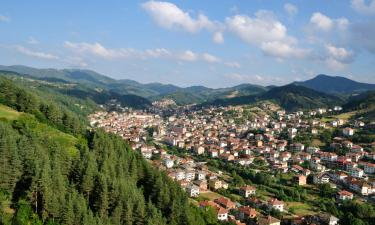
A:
343;90;375;121
0;76;213;225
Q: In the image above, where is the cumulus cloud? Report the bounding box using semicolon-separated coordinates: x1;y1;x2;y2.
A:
310;12;348;31
351;0;375;14
226;10;309;59
310;12;334;31
284;3;298;16
141;1;216;33
326;44;353;63
325;44;354;70
212;32;224;44
0;14;10;22
15;46;59;60
261;41;311;59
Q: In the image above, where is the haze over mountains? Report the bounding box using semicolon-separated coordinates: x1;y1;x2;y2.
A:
0;65;374;110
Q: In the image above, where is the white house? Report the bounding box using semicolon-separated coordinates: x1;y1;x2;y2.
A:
343;127;354;136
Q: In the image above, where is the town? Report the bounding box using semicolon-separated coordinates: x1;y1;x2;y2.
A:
89;99;375;225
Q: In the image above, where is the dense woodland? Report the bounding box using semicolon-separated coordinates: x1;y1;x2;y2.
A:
0;77;216;225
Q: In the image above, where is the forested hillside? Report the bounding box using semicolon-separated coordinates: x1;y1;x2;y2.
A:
202;84;343;111
0;77;214;225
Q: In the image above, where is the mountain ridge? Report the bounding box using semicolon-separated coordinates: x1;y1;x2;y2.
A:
294;74;375;94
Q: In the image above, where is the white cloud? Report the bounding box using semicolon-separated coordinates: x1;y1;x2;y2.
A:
261;41;310;59
178;50;220;63
284;3;298;16
141;1;215;33
178;50;198;61
226;11;289;45
310;12;349;31
310;12;333;31
201;53;220;63
325;44;354;70
0;14;10;22
212;32;224;44
226;11;309;59
65;41;220;64
64;41;172;59
15;46;59;60
351;0;375;14
326;44;353;63
224;61;241;68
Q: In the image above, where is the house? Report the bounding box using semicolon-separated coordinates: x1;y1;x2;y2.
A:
349;167;364;178
214;197;236;210
186;184;200;197
267;198;284;212
194;145;205;155
209;179;222;190
320;214;339;225
193;180;208;192
343;127;354;136
217;207;228;221
163;158;174;168
293;175;307;186
336;190;353;201
238;206;257;220
196;171;207;180
239;185;256;197
313;173;330;184
363;162;375;174
290;143;305;152
199;200;228;221
257;215;281;225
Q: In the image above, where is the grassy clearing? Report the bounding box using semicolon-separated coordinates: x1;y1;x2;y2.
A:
286;202;317;216
312;139;325;147
33;122;79;156
322;111;357;122
0;104;21;120
200;191;224;201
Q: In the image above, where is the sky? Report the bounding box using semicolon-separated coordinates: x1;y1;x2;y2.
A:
0;0;375;88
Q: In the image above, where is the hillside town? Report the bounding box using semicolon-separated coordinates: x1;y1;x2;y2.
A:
89;100;375;225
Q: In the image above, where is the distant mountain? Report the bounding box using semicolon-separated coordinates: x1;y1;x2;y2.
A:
295;74;375;94
0;65;268;105
204;84;343;111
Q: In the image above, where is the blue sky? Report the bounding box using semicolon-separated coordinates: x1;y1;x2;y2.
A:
0;0;374;87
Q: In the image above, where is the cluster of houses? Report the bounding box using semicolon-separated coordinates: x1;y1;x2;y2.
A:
89;102;374;224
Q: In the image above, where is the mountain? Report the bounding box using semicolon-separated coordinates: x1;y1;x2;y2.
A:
204;84;343;111
295;74;375;94
0;65;268;105
261;84;343;111
343;90;375;121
